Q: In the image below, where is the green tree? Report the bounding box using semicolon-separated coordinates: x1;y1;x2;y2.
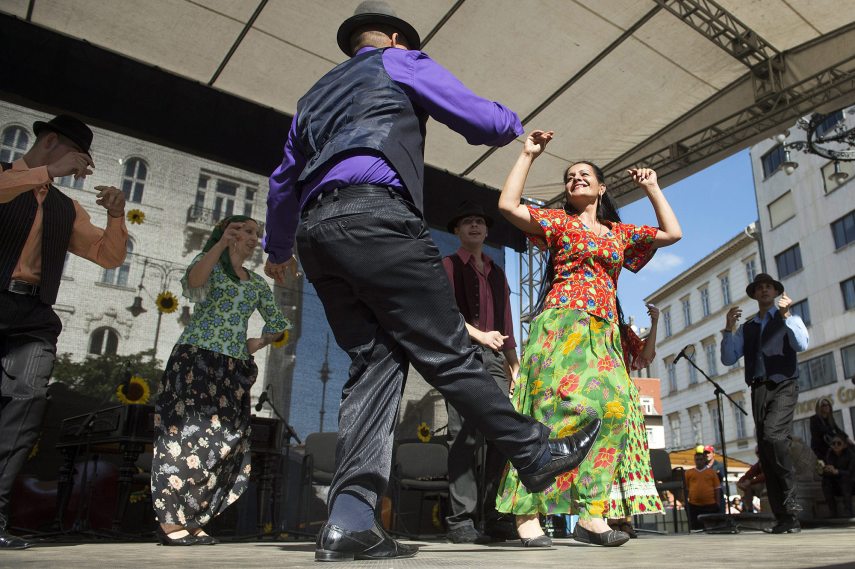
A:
51;350;164;403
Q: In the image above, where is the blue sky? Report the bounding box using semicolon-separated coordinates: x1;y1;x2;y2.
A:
505;148;760;334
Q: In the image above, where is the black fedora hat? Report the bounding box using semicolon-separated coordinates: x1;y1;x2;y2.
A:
746;273;784;299
33;114;93;156
446;200;494;233
337;0;421;56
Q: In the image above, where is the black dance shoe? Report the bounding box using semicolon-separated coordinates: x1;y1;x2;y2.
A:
315;521;418;562
192;533;220;545
519;534;552;547
0;530;30;550
156;528;200;546
573;523;630;547
766;519;801;534
518;419;601;493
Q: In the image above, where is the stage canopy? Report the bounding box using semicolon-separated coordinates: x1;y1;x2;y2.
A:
3;0;855;248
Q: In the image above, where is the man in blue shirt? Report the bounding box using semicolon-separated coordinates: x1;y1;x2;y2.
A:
721;273;809;534
263;2;599;562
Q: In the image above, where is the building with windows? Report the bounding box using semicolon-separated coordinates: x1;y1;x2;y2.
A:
750;108;855;446
647;230;760;463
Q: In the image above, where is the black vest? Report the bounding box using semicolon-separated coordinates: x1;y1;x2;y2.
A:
295;48;428;209
0;161;75;305
448;253;506;333
742;311;799;385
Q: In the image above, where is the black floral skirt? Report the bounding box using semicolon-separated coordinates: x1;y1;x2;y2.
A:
150;344;257;528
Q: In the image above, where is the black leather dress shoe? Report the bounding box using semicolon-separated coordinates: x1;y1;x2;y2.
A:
0;530;31;550
520;534;552;547
573;524;630;547
315;521;418;562
518;419;601;493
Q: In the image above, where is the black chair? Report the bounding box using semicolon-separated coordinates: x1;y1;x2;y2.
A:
649;448;687;534
296;432;338;535
392;442;449;537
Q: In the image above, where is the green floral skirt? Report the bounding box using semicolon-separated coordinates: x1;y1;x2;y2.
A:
496;308;661;520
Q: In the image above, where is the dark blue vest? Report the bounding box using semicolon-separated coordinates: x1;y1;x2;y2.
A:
295;48;428;209
0;161;75;305
742;311;799;384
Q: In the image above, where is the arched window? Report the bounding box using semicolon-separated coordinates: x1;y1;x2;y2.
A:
121;158;148;203
101;240;134;286
0;125;29;163
89;326;120;355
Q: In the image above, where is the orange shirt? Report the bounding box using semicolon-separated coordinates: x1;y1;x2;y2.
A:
0;159;128;283
685;467;720;506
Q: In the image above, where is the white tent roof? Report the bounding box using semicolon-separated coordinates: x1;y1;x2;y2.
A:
5;0;855;204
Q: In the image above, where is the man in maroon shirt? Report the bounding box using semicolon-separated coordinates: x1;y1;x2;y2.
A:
442;201;519;543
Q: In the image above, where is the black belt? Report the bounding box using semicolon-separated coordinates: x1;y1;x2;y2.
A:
303;184;409;212
7;279;41;296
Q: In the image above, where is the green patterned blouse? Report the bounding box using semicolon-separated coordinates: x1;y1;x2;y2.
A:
177;253;290;360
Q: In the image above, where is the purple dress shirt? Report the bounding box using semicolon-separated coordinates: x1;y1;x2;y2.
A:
264;46;524;263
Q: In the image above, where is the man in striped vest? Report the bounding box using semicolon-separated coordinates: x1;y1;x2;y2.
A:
0;114;128;549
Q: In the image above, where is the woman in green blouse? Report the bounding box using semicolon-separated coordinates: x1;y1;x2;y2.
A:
151;215;290;545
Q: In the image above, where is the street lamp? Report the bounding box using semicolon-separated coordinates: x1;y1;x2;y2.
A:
776;105;855;176
125;257;185;360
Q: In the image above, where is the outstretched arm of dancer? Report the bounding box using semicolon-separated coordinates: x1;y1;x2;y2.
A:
627;168;681;247
498;130;554;234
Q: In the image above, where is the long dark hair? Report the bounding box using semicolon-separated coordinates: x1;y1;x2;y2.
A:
533;161;622;315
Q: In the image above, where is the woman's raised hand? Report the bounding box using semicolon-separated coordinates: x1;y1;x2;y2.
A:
218;222;244;249
627;167;659;191
524;130;554;158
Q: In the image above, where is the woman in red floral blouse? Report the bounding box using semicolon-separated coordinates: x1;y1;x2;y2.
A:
494;130;681;547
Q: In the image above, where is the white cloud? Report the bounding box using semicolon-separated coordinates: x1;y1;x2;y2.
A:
644;251;684;273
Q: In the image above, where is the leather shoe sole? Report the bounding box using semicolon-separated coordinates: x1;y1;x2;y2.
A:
519;419;601;493
315;522;418;562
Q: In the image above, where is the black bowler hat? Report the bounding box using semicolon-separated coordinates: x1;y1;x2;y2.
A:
337;0;421;56
446;200;494;233
746;273;784;299
33;114;93;156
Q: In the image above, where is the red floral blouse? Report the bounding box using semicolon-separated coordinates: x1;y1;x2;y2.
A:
527;206;657;322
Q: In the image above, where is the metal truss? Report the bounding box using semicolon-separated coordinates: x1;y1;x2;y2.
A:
655;0;785;102
602;53;855;200
518;235;547;347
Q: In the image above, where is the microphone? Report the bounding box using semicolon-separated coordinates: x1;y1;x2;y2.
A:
673;345;694;364
120;361;133;395
255;385;271;412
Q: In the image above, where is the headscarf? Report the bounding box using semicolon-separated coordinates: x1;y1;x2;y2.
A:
202;215;257;283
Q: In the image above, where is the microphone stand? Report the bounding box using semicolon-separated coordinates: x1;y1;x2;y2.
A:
680;350;758;534
256;395;312;539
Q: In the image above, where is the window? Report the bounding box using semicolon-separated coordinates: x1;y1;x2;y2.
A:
214;179;238;221
121;158;148;203
790;298;811;326
761;145;785;178
666;357;677;393
700;287;711;317
663;308;672;337
687;350;698;385
768;191;795;229
689;407;703;445
681;297;692;327
720;274;731;305
244;188;256;217
843;276;855;311
732;397;747;439
842;344;855;379
831;210;855;250
640;397;656;415
792;417;810;446
89;326;119;355
101;241;133;286
822;160;854;194
797;353;837;392
668;414;682;449
775;244;803;278
815;110;844;138
704;341;718;376
55;174;84;190
708;402;721;444
0;125;29;163
745;258;758;282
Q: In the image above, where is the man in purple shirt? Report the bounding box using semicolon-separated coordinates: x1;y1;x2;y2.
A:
264;2;599;562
